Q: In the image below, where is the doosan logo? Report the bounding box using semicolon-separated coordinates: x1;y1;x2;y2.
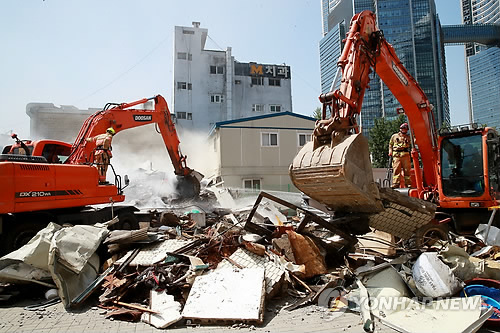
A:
133;115;152;122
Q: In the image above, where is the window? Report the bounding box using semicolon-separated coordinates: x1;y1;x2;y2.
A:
177;82;192;90
252;104;264;112
262;132;278;147
210;94;224;103
251;77;264;85
269;78;281;86
298;133;311;146
187;113;192;120
41;143;71;164
235;80;241;84
441;134;485;197
270;105;281;112
243;179;261;190
177;52;192;60
210;65;224;74
182;29;194;35
177;112;187;119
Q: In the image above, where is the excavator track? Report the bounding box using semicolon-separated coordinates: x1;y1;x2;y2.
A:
290;133;383;213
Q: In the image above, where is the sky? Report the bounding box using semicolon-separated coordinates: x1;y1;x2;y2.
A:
0;0;469;139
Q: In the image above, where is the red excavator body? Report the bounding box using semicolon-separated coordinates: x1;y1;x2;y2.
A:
0;94;200;252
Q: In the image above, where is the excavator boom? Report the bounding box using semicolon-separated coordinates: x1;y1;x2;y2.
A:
290;10;438;212
68;94;201;197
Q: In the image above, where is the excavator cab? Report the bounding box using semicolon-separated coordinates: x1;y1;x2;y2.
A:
439;126;500;203
440;132;484;198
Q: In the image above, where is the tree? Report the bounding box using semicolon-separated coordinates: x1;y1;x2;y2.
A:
312;106;332;120
312;107;322;120
368;115;406;168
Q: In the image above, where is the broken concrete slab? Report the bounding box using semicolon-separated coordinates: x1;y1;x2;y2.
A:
209;186;237;209
217;248;286;298
182;268;265;325
141;290;182;329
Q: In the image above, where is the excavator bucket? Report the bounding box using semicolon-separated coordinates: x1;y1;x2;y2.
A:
175;170;203;199
290;133;383;213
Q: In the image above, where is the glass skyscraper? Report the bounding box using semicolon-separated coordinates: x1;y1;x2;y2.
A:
461;0;500;128
319;0;450;137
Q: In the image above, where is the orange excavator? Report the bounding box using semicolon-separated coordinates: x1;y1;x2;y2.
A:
0;95;201;253
290;10;500;235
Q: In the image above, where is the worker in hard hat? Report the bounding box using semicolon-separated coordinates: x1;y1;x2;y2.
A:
86;127;116;184
388;123;411;188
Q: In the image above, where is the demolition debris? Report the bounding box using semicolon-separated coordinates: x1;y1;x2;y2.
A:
1;185;500;333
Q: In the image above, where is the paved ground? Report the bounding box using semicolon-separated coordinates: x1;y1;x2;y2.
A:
0;292;399;333
2;290;499;333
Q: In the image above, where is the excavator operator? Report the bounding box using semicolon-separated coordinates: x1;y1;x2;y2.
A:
388;123;411;188
86;127;115;184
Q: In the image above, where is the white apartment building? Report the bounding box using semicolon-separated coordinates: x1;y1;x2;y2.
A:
173;22;293;133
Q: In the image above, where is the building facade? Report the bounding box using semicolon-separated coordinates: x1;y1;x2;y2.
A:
173;23;292;134
319;0;450;137
207;112;316;192
461;0;500;128
26;103;97;143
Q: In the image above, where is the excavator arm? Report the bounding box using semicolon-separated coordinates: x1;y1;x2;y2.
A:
290;10;439;212
67;95;200;196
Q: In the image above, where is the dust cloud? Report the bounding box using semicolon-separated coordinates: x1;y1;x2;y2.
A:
110;125;217;207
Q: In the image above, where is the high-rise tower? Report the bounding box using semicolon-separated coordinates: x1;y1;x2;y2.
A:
461;0;500;128
319;0;450;136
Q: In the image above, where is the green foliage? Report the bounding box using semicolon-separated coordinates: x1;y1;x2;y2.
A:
368;115;407;168
312;107;322;120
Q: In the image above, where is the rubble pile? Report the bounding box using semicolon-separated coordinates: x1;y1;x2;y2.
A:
2;186;500;332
